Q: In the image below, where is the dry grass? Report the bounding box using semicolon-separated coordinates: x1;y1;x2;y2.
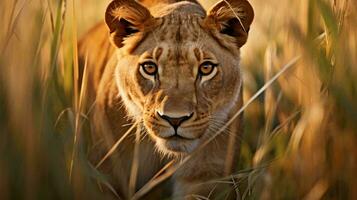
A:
0;0;356;199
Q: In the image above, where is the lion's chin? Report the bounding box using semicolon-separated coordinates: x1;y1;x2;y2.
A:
155;137;199;155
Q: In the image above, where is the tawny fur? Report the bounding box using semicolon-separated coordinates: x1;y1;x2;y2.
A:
78;0;253;199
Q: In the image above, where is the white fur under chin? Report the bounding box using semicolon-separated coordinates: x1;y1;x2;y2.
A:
155;137;200;156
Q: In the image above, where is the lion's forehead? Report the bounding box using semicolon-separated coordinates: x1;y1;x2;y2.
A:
153;43;201;63
153;13;206;43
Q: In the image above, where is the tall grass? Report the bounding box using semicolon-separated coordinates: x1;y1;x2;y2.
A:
0;0;356;199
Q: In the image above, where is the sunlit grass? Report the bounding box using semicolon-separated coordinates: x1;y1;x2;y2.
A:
0;0;356;199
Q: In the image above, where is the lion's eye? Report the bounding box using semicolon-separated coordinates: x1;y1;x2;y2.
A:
140;62;158;76
198;61;217;76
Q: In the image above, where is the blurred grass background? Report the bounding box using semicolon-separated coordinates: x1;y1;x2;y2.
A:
0;0;356;199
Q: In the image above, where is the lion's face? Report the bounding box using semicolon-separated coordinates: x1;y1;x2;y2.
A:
105;0;253;154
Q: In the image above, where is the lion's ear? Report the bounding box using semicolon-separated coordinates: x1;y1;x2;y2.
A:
205;0;254;47
105;0;153;48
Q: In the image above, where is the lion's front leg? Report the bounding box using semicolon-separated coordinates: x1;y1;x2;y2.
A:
171;150;229;199
173;175;239;200
173;179;221;200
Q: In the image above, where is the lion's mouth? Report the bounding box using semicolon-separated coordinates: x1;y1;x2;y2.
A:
160;133;197;141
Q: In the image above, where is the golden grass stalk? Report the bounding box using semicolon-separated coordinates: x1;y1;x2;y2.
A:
69;0;80;181
129;124;142;198
95;122;138;168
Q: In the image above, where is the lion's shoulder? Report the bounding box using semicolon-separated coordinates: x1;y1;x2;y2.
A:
78;22;115;99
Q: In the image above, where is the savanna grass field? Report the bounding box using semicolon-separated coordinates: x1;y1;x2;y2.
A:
0;0;356;199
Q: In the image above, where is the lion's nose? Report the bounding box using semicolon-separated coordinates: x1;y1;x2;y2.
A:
157;112;193;130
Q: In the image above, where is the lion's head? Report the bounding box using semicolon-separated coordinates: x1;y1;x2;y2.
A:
105;0;253;155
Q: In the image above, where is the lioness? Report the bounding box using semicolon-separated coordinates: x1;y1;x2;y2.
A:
78;0;253;199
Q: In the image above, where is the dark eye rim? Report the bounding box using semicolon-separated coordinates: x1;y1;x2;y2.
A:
198;61;218;76
140;61;158;76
